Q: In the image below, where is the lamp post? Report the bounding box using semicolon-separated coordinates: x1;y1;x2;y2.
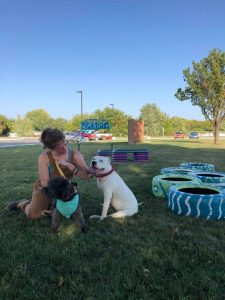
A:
77;90;83;120
109;103;114;109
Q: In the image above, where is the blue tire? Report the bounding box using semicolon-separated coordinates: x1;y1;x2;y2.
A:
152;174;201;198
208;182;225;190
168;183;225;220
180;162;215;172
191;171;225;184
161;167;193;175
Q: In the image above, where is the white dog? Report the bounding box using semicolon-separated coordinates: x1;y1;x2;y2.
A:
90;156;140;220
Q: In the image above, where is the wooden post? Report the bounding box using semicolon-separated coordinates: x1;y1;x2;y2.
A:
128;119;144;144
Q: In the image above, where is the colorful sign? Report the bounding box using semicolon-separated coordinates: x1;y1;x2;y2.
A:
81;119;111;131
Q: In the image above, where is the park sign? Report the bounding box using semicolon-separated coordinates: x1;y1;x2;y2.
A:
81;119;111;131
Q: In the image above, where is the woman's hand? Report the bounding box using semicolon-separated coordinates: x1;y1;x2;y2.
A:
88;167;97;175
57;160;77;174
57;159;69;167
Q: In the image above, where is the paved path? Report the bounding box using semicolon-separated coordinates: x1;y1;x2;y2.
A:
0;137;41;148
0;135;219;148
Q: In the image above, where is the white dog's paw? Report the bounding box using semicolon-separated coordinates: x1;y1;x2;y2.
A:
89;215;101;219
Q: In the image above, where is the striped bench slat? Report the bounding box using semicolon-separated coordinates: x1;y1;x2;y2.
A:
97;149;149;162
97;149;148;153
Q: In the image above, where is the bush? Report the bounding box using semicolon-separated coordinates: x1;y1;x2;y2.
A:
13;116;33;137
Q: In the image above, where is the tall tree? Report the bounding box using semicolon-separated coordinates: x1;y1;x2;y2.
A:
0;114;12;136
69;113;91;131
175;49;225;144
13;116;33;137
168;116;188;135
140;103;168;136
25;109;52;131
51;117;69;131
94;107;132;136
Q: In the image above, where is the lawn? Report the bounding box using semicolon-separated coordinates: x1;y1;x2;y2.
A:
1;139;225;299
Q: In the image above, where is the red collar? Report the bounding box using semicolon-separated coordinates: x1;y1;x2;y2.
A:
94;168;115;178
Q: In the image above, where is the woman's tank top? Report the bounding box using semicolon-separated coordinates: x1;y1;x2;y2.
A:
47;148;77;180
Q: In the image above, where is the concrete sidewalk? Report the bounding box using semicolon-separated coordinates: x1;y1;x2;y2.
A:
0;137;41;148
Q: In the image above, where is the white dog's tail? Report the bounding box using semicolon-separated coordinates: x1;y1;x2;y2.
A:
138;202;144;206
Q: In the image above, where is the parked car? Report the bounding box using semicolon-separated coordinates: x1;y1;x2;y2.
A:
189;132;199;139
80;130;98;141
95;132;113;140
64;131;80;141
74;135;88;142
174;131;185;139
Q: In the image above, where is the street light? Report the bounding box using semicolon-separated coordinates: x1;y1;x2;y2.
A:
77;90;83;120
109;103;114;109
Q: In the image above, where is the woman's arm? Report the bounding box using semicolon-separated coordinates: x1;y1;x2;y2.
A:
74;151;89;170
74;150;92;179
38;153;50;187
57;151;90;179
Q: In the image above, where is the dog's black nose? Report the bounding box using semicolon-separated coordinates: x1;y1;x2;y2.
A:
92;161;97;166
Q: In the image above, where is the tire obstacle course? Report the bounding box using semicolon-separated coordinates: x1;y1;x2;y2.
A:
180;162;215;172
160;167;193;175
152;162;225;220
190;171;225;184
152;174;201;198
168;184;225;220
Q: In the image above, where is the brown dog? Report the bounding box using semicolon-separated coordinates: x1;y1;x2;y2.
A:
42;176;88;233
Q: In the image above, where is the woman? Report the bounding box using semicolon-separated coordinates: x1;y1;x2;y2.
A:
6;128;91;219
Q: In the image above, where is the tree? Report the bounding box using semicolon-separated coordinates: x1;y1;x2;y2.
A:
51;118;69;131
185;119;213;133
69;113;91;131
25;109;52;131
175;49;225;144
94;107;132;136
0;114;12;136
140;103;168;136
13;116;33;137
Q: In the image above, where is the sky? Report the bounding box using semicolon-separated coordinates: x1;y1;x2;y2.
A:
1;0;225;121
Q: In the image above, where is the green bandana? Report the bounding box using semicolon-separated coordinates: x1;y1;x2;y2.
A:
56;194;79;219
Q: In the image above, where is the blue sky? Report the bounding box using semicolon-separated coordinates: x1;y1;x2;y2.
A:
1;0;225;121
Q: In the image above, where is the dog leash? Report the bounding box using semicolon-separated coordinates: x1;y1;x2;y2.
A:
55;161;92;178
55;161;67;179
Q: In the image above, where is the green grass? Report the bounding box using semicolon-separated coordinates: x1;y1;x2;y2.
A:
1;139;225;299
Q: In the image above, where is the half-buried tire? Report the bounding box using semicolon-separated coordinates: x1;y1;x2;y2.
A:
168;183;225;220
180;162;215;172
191;171;225;184
208;182;225;190
152;174;201;198
161;167;193;175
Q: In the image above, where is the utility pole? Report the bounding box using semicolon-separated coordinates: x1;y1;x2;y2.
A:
77;90;83;120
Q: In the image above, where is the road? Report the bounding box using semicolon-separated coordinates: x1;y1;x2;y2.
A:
0;137;41;148
0;135;220;148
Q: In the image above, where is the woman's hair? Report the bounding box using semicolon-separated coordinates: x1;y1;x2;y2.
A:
40;128;65;149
